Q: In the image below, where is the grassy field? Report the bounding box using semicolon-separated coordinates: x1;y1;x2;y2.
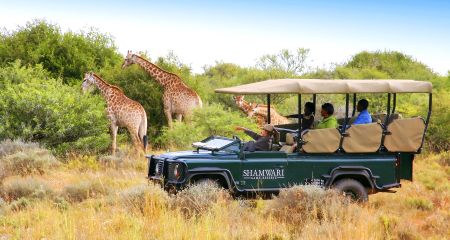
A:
0;141;449;240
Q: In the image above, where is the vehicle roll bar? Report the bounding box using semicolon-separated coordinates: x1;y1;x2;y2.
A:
384;93;391;126
420;93;433;150
352;93;357;117
267;94;271;124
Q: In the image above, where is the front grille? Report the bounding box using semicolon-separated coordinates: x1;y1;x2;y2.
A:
155;159;164;177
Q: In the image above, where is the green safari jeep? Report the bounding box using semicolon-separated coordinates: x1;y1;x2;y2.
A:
147;79;432;201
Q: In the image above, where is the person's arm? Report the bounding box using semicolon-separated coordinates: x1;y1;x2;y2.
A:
235;126;261;140
244;129;260;140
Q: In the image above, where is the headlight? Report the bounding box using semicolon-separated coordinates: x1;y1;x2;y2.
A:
173;164;180;179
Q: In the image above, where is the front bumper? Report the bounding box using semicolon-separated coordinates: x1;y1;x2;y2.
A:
147;155;188;191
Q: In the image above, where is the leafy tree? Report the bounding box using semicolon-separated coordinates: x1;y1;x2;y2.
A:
257;48;310;76
0;19;121;84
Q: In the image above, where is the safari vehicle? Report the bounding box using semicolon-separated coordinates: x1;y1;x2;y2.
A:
147;79;432;201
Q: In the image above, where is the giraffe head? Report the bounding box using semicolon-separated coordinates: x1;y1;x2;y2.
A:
248;103;260;118
122;50;136;69
233;95;245;107
81;72;96;93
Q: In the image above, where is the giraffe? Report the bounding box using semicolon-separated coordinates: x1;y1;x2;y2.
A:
251;103;291;125
82;72;147;155
233;95;266;127
121;51;202;127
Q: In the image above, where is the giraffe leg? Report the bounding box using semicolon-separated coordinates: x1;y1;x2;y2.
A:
164;108;173;127
111;124;118;155
175;113;182;122
128;126;141;154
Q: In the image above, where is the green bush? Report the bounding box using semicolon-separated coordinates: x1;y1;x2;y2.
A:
426;91;450;151
0;63;110;155
156;103;259;149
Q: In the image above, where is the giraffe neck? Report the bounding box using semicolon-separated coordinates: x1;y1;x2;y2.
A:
92;74;117;103
241;100;254;113
133;55;177;88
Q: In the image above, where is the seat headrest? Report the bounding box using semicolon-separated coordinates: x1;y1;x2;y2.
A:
285;133;295;145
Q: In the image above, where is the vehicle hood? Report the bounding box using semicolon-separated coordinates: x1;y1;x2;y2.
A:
148;150;237;160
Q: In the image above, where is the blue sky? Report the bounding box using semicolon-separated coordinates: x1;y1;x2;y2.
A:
1;0;449;74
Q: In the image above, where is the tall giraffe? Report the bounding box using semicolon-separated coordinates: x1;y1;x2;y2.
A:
251;103;291;125
122;51;202;127
233;95;266;127
82;72;147;154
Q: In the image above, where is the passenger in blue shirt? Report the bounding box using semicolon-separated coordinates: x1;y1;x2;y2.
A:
353;99;372;125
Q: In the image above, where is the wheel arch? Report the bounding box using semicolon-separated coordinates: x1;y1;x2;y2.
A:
323;166;378;190
187;168;235;190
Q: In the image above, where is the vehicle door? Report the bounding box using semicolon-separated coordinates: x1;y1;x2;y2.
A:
240;151;288;190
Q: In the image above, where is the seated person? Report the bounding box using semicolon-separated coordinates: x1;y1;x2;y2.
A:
316;103;338;129
353;99;372;125
283;102;315;130
302;102;315;131
235;124;274;151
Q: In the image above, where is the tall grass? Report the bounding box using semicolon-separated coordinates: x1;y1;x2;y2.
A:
0;150;448;239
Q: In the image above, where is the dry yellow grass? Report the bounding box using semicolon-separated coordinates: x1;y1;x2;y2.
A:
0;146;449;240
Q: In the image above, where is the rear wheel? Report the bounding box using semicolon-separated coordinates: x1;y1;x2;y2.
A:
333;178;368;202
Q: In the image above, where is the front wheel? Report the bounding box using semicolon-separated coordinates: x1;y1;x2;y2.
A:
193;178;221;188
333;178;368;202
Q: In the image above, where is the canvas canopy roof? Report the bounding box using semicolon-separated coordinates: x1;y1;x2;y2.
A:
215;79;432;94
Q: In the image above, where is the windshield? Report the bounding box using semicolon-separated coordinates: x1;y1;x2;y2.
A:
192;136;240;152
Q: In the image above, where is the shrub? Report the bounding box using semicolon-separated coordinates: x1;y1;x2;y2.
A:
0;140;60;176
0;63;110;155
0;197;6;215
1;177;54;201
265;185;350;225
0;139;40;158
53;196;70;211
66;155;100;171
426;91;450;152
406;197;434;211
171;182;232;218
9;197;32;212
0;164;5;183
62;180;109;202
119;184;169;214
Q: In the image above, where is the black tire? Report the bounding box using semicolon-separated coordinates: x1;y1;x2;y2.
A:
333;178;368;202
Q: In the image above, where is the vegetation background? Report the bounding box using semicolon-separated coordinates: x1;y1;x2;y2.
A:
0;20;449;239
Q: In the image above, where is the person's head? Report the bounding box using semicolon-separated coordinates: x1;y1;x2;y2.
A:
357;99;369;112
320;103;334;117
260;124;274;137
304;102;315;115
